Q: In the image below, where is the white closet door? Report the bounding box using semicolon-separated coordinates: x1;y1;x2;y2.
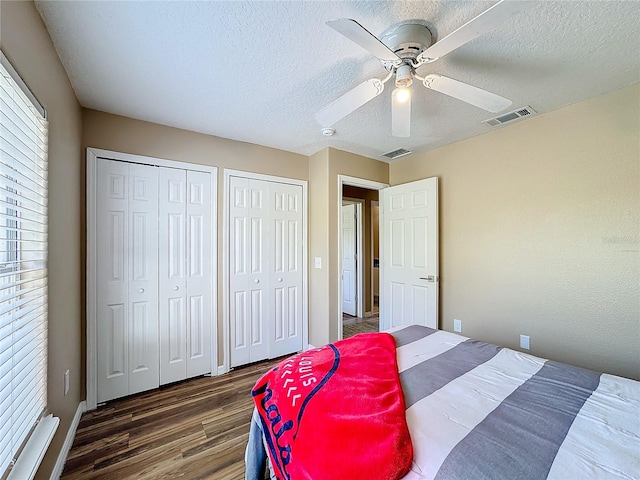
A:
128;163;160;395
270;182;304;358
96;159;159;403
159;167;188;384
185;171;212;377
229;177;269;367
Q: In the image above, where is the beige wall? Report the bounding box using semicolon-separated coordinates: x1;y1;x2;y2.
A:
308;149;389;345
83;109;308;180
390;84;640;380
82;109;309;364
1;1;84;478
309;149;331;346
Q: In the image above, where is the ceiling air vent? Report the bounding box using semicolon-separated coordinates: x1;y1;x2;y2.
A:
482;106;537;127
382;148;412;160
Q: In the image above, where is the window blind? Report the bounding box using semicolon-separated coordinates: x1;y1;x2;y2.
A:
0;52;49;478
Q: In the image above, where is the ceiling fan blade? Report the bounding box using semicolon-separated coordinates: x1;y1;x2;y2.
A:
315;78;385;127
418;0;532;62
423;74;511;112
392;88;411;138
327;19;401;63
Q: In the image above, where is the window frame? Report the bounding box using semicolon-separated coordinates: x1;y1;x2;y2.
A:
0;50;57;480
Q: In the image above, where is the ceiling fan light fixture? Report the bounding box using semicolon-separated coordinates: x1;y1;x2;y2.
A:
395;64;413;88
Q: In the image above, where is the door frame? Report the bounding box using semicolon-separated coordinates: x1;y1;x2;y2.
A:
341;199;363;318
222;169;309;374
86;147;218;411
371;200;380;315
337;176;388;340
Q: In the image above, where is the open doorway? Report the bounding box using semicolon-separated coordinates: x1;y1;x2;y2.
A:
340;179;386;339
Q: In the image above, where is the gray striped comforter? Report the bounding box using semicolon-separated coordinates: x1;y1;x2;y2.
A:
393;326;640;480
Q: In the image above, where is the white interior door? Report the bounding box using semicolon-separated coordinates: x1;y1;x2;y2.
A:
229;176;304;367
96;159;159;403
381;177;438;330
229;177;269;367
159;167;188;384
88;148;218;409
159;168;213;384
127;163;160;395
341;203;357;316
185;171;212;377
269;182;304;358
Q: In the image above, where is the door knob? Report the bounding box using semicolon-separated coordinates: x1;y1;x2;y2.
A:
254;279;260;284
138;288;145;293
278;278;283;282
173;286;179;291
419;276;437;282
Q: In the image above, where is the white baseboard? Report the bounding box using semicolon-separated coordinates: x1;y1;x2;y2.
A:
217;364;229;375
50;401;86;480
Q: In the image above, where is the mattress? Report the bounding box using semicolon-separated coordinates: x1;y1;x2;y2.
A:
247;326;640;479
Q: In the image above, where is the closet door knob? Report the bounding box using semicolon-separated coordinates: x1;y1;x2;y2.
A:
173;286;179;291
254;279;260;284
138;288;145;294
278;278;283;282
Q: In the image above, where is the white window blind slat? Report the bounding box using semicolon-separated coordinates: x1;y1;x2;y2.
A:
0;193;47;213
0;52;51;479
0;290;45;318
0;193;47;215
0;150;47;192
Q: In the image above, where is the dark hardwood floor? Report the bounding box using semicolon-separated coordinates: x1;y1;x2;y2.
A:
61;360;278;480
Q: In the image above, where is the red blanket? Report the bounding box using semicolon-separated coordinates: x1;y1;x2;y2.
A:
252;333;413;480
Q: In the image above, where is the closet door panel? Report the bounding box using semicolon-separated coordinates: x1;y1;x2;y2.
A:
93;156;216;403
186;171;211;377
248;180;270;362
229;177;269;366
128;164;159;395
96;159;130;402
159;167;187;385
270;183;304;358
230;177;250;367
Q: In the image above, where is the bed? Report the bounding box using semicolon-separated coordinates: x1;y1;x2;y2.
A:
246;326;640;479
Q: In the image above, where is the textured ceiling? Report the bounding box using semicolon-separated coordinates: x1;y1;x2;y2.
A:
35;1;640;162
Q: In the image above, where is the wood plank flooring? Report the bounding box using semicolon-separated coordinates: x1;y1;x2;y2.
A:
342;313;379;338
61;360;278;480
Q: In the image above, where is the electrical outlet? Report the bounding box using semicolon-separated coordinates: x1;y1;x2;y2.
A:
520;335;530;350
64;369;70;396
453;319;462;333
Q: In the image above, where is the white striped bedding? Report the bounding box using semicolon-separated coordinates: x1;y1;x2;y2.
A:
393;326;640;480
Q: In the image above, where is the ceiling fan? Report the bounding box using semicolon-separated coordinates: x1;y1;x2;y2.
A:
315;0;530;137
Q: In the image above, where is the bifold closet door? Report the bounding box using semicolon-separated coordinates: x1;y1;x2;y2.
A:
269;181;304;358
96;159;159;403
159;167;212;385
229;176;270;367
229;176;304;367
